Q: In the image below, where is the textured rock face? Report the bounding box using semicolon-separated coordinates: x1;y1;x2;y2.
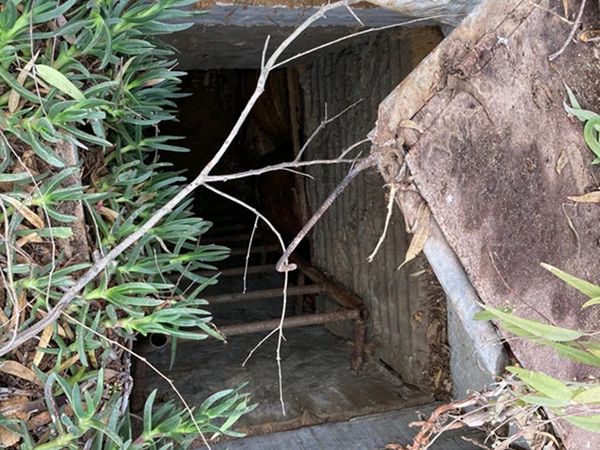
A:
373;0;600;448
368;0;482;25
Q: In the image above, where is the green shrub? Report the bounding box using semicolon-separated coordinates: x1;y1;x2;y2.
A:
0;0;251;447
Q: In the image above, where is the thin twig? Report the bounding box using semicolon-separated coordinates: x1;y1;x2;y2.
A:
295;99;363;162
273;14;458;69
367;183;399;262
345;3;364;26
243;216;259;294
201;183;290;413
242;328;279;367
487;249;556;325
548;0;587;61
0;198;19;348
205;157;358;182
339;138;371;159
562;202;581;258
276;270;289;415
276;153;377;272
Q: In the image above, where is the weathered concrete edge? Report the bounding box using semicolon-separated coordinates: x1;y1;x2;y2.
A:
424;218;508;397
187;4;424;27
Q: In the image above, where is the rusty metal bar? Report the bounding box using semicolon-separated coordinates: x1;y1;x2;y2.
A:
291;255;363;309
209;232;263;244
229;244;279;256
351;319;366;373
219;308;360;337
204;284;324;305
198;264;274;278
206;223;248;236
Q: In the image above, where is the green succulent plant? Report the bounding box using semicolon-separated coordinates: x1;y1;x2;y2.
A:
0;0;252;447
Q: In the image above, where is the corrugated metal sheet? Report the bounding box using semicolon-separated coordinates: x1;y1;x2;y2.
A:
298;28;444;384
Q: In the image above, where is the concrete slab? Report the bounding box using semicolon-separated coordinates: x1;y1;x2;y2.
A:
133;323;431;437
209;405;483;450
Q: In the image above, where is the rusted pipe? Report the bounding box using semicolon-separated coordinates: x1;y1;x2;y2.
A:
219;308;361;337
291;255;363;309
204;284;325;305
229;244;279;256
197;264;275;278
209;232;263;244
351;319;367;373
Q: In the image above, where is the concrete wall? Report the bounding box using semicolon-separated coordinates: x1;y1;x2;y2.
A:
297;27;448;387
165;1;479;69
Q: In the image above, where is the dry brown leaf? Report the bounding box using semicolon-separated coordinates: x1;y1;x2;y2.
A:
0;194;44;228
27;411;52;429
16;231;44;248
36;310;70;338
8;52;38;113
98;206;119;222
578;29;600;43
0;306;9;325
0;425;20;447
0;361;42;387
433;368;443;388
60;321;73;339
17;290;27;325
399;119;425;134
567;191;600;203
32;324;54;367
555;150;568;174
0;396;30;420
88;349;97;367
398;207;431;270
58;354;79;372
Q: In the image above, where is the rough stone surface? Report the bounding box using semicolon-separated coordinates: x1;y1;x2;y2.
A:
373;0;600;447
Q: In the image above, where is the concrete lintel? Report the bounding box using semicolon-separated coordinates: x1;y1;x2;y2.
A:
166;5;437;69
424;219;508;398
190;4;417;28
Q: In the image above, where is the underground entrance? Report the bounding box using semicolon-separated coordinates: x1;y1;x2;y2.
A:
130;12;484;449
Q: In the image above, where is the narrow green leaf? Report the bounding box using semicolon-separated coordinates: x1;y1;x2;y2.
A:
572;386;600;404
508;366;573;401
584;118;600;159
26;126;65;168
521;394;570;408
541;263;600;298
480;304;583;341
566;414;600;432
582;297;600;308
549;341;600;368
35;65;85;101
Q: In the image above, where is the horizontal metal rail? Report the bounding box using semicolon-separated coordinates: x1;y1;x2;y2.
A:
198;264;274;278
219;308;361;337
291;255;363;310
205;223;249;236
204;284;324;305
209;232;263;244
229;244;279;256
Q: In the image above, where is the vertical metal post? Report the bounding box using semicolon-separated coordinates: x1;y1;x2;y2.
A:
351;309;368;373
